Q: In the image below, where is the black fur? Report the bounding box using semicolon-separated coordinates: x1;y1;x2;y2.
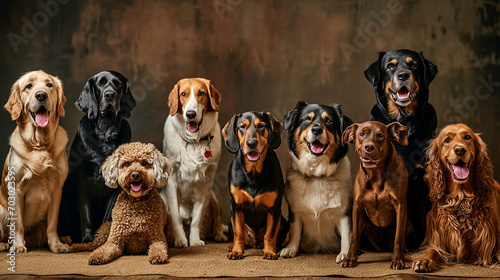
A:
284;102;353;163
364;49;438;250
58;71;136;243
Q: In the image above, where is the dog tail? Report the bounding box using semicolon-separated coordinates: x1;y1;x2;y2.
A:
70;222;112;252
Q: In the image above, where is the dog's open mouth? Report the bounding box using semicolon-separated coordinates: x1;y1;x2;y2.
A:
30;106;49;127
187;121;200;133
449;160;470;181
307;140;328;156
360;157;380;168
246;151;261;162
390;87;413;106
130;181;143;192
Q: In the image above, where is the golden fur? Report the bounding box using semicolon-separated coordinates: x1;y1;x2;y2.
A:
72;142;172;265
413;124;500;272
0;70;69;253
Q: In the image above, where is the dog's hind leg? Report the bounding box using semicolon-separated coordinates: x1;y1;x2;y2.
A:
161;181;188;248
189;195;208;246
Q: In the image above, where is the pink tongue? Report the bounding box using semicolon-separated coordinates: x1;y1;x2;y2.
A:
131;183;142;192
187;121;199;133
397;88;410;98
36;111;49;127
247;152;259;161
452;164;469;180
310;142;325;154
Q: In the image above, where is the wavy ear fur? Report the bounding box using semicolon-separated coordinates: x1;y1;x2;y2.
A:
425;137;445;203
206;81;221;112
342;123;359;145
153;149;171;188
76;76;99;120
120;80;136;118
284;101;307;131
387;122;408;146
364;52;386;87
101;151;120;189
262;112;283;150
222;114;240;154
5;78;23;121
168;82;180;116
473;133;494;204
331;103;353;162
417;51;438;88
55;76;66;117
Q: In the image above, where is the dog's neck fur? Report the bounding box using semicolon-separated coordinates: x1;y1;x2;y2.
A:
289;151;339;178
16;115;59;150
95;113;122;141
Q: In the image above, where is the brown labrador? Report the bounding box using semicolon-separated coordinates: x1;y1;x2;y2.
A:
341;121;408;269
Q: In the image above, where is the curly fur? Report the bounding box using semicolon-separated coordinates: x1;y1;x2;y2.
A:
414;124;500;272
71;142;172;265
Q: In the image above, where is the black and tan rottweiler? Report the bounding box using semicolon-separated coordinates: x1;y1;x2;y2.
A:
222;111;289;260
364;49;438;249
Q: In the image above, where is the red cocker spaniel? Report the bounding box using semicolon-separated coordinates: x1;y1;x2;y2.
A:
413;124;500;272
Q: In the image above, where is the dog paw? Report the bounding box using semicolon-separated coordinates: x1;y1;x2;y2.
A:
0;242;9;251
263;251;278;260
149;254;168;264
391;258;405;270
189;238;205;246
279;246;298;258
227;251;244;260
215;233;228;243
174;237;188;248
336;253;348;263
16;245;28;254
50;243;71;253
413;258;437;273
89;253;106;265
341;257;358;268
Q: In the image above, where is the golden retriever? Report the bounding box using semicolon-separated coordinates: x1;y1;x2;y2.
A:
0;70;70;253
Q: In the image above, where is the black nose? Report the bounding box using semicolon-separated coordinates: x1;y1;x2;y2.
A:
131;172;140;180
186;110;197;119
397;72;410;81
364;144;375;153
246;138;258;149
454;146;466;156
311;126;323;136
104;92;117;100
35;92;47;102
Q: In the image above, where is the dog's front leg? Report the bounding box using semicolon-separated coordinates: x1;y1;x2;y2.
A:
148;240;169;264
391;199;407;270
89;238;124;265
227;211;245;260
47;187;70;253
189;195;208;246
342;192;364;268
336;215;351;263
263;211;281;260
162;180;188;248
13;184;27;253
279;211;301;258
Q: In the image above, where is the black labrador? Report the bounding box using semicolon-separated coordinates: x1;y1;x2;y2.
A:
58;71;136;243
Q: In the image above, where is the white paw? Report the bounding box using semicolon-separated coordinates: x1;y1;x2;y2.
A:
16;244;27;253
336;252;347;263
174;237;188;248
50;243;71;253
279;246;298;258
190;239;205;246
215;233;228;243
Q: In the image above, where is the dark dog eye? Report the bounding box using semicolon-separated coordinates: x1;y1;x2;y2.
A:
464;135;471;140
181;92;186;97
408;62;417;69
325;118;332;124
444;138;450;143
387;63;396;70
199;92;205;96
46;83;53;88
305;117;312;122
142;160;149;166
26;84;32;89
123;162;130;167
360;132;365;137
257;123;266;129
377;134;384;140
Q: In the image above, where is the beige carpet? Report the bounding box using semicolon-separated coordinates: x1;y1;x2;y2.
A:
1;242;499;278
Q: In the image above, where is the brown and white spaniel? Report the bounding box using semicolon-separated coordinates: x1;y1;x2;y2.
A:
413;124;500;272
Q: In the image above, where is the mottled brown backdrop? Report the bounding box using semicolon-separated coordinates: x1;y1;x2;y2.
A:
1;0;499;222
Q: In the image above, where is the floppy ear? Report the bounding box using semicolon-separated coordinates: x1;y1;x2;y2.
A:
120;79;136;119
425;137;445;203
168;82;181;116
284;101;307;131
331;103;353;162
75;76;99;120
5;78;23;121
222;114;240;154
54;76;66;117
387;122;408;146
417;51;438;88
153;149;171;188
101;150;120;189
342;123;359;145
472;133;494;204
206;81;221;112
263;112;283;150
364;52;386;87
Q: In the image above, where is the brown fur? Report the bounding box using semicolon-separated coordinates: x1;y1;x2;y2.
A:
72;142;172;265
168;78;221;116
0;70;69;253
413;124;500;272
342;121;409;269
